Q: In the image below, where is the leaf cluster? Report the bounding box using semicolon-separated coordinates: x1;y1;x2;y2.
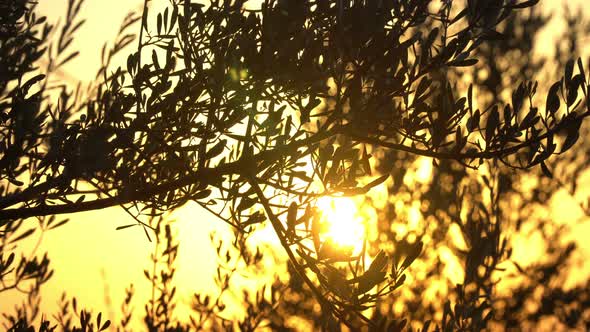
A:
3;0;590;330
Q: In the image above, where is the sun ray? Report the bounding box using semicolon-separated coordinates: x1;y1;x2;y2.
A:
316;196;366;254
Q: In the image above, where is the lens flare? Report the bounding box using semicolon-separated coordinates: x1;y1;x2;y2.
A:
316;196;365;253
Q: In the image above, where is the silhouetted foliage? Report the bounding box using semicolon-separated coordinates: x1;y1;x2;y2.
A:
3;0;590;330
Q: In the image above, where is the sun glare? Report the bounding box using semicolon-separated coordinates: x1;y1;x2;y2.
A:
316;197;366;253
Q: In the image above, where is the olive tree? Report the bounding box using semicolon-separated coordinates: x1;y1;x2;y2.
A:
2;0;589;329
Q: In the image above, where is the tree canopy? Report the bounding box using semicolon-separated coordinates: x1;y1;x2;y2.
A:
2;0;590;330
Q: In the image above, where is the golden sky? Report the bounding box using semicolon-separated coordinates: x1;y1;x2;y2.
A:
3;1;233;326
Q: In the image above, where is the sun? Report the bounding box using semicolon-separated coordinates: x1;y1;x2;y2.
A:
316;196;366;253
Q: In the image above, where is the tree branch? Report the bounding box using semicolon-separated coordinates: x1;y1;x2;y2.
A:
348;110;590;161
0;128;338;224
247;176;372;328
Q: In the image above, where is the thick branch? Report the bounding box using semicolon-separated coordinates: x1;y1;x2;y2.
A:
0;161;241;224
0;128;338;224
0;175;69;210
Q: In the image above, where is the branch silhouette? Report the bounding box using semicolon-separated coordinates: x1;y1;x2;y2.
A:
4;0;590;330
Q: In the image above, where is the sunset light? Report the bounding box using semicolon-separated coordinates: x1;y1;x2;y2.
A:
316;197;366;254
5;0;590;330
